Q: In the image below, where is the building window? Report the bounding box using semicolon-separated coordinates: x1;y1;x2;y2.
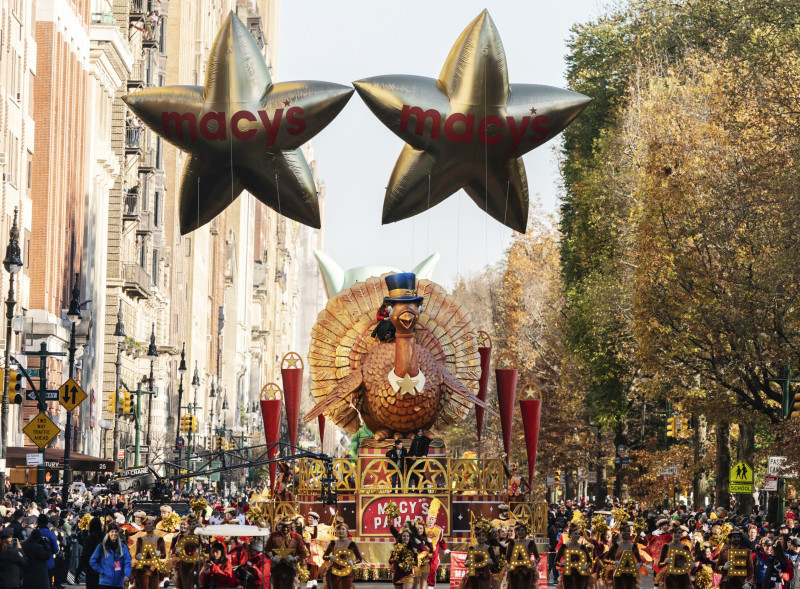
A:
26;151;32;193
6;134;18;187
24;230;30;269
153;192;160;227
152;249;158;286
139;237;147;268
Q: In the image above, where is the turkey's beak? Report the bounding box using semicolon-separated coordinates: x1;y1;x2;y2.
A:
398;311;415;330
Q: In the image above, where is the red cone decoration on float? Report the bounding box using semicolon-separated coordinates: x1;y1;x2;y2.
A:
476;332;492;441
259;383;283;489
519;384;543;485
280;352;304;449
318;415;326;450
494;352;519;464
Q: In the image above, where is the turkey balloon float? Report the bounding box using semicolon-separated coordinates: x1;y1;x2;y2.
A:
354;10;590;232
305;272;497;440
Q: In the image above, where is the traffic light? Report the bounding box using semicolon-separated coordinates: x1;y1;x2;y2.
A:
180;414;191;432
554;471;561;485
8;370;21;404
214;435;222;450
190;415;198;432
122;392;133;414
794;388;800;418
666;416;677;437
107;392;116;413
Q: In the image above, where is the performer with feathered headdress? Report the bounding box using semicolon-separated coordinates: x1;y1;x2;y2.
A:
609;522;645;589
505;521;540;589
462;518;493;589
555;524;592;589
321;522;363;589
656;523;692;589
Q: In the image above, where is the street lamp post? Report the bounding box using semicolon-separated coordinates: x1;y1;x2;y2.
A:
62;274;82;507
0;208;22;494
191;362;200;447
174;343;187;479
146;323;158;455
112;302;126;469
208;381;216;443
219;392;229;493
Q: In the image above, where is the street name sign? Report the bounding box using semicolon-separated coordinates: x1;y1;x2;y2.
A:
767;456;798;478
729;461;754;494
22;412;60;449
59;378;87;412
25;390;59;402
120;467;149;477
659;464;679;476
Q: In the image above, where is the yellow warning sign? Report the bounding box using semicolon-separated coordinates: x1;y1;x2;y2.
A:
22;412;60;449
58;378;87;412
729;461;754;494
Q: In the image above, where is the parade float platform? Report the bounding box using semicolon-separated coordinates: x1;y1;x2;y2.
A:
280;439;548;580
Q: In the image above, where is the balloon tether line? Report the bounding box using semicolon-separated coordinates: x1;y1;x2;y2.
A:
484;63;489;268
274;173;282;215
503;181;510;250
426;173;431;256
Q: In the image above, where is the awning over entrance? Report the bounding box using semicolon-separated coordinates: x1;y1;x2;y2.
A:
6;447;116;472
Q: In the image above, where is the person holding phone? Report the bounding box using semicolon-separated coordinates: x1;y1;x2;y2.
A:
0;527;27;589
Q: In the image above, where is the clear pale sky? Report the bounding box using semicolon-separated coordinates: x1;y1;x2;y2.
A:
278;1;605;285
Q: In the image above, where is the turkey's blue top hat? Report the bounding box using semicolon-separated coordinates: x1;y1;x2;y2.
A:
384;273;423;304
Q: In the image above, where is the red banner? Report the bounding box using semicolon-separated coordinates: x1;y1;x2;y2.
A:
476;346;492;440
281;367;303;448
495;368;518;463
318;415;326;450
260;398;282;488
519;398;542;484
450;552;467;589
359;495;448;535
538;556;548;589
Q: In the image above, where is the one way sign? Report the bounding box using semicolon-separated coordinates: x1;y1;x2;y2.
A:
25;390;59;402
59;378;87;412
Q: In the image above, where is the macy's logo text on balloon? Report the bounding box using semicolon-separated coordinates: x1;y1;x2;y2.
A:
161;107;307;146
400;105;549;152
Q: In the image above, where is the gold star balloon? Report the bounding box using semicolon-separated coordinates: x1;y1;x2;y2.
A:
354;10;591;233
123;12;353;234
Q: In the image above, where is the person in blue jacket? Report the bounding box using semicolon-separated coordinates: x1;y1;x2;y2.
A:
36;514;60;575
89;524;131;589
